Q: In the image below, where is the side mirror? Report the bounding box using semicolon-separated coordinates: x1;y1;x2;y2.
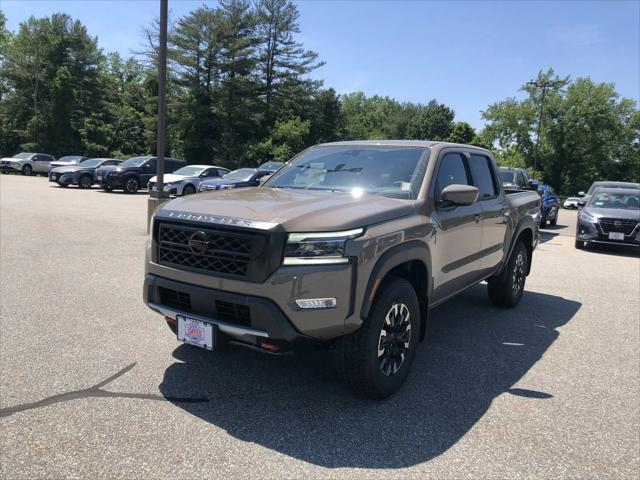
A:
577;201;586;207
578;191;585;196
441;184;479;206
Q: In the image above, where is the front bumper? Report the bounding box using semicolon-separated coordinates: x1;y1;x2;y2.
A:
144;257;357;345
49;172;76;185
0;163;21;172
576;219;640;246
97;174;122;188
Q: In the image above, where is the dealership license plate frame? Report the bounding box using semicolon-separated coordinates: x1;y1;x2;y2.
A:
608;232;625;241
177;315;215;350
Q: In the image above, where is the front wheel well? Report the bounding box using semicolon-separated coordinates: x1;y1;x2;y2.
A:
515;228;534;275
382;260;428;342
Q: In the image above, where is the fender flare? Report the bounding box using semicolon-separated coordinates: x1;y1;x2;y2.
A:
360;240;431;320
500;216;537;277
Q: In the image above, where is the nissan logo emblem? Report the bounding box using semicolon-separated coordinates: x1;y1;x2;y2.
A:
614;220;622;228
188;231;209;255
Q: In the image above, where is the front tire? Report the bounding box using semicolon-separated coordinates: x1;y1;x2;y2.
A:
123;176;139;194
182;184;196;196
22;164;32;176
78;174;93;189
487;240;528;308
57;182;68;188
102;186;113;192
335;277;420;398
575;239;585;249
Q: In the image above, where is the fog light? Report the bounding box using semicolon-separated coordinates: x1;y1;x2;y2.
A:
295;298;337;309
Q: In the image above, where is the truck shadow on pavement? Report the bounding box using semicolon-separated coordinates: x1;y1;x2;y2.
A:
159;284;580;469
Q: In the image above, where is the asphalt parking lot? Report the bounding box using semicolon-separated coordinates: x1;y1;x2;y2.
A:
1;174;638;479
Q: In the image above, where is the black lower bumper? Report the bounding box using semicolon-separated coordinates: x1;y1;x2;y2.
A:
144;274;318;348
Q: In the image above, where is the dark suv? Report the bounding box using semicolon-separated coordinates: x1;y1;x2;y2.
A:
96;156;186;193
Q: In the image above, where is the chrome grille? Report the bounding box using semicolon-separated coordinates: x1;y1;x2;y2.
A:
598;218;638;236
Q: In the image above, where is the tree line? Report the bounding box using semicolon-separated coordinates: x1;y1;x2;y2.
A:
0;2;637;193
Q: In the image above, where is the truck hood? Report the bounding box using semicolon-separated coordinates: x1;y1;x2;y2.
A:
157;187;415;231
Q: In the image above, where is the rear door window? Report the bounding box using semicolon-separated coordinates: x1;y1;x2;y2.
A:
469;154;498;200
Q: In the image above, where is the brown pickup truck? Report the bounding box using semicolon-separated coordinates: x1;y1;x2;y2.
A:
144;140;541;397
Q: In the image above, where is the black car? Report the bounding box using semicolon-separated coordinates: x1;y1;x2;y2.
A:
95;156;186;193
49;158;121;188
197;168;271;192
575;187;640;249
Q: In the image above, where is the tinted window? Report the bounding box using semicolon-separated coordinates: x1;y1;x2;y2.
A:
145;159;158;170
469;155;498;200
499;170;515;184
217;169;229;177
165;160;184;172
435;153;470;202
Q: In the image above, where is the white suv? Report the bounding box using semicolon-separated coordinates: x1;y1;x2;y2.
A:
0;152;55;176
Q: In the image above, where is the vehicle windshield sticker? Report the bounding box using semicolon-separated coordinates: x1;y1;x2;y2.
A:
595;201;604;206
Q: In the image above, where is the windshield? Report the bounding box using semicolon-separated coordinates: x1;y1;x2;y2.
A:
499;171;515;184
80;159;104;168
264;146;429;199
12;153;33;159
588;192;639;210
58;156;85;163
121;156;150;167
223;168;256;181
173;166;206;176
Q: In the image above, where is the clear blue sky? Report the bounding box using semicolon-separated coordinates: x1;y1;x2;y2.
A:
3;0;639;129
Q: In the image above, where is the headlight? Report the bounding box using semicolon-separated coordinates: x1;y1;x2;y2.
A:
283;228;364;265
580;211;596;222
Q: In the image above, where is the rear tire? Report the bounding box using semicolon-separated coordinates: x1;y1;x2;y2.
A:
335;277;420;398
123;176;139;194
487;240;528;308
78;174;93;189
539;216;547;229
102;186;113;192
550;215;557;226
22;164;32;176
575;239;585;249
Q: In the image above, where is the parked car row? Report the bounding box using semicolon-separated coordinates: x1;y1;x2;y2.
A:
1;151;284;195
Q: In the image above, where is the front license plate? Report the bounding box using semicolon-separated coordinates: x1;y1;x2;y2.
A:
609;232;625;240
177;315;214;350
51;174;57;180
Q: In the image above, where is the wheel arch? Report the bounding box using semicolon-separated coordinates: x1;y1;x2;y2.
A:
360;240;431;342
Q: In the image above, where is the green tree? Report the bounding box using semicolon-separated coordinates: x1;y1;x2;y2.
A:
446;121;476;144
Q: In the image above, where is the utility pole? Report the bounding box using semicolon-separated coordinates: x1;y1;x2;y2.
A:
526;80;564;172
147;0;170;229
